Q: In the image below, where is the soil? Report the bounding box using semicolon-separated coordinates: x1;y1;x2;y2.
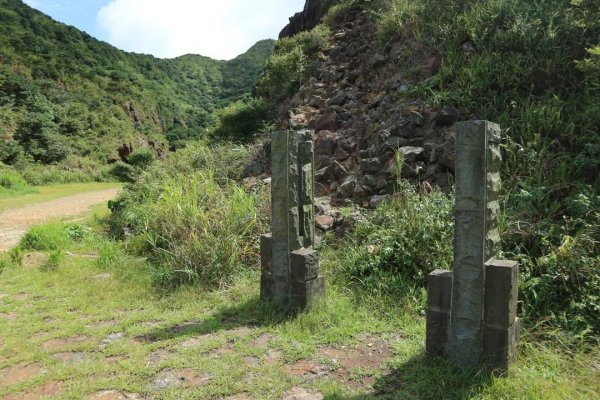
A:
0;188;121;251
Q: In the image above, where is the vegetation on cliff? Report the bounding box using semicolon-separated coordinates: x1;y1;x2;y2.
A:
0;0;273;171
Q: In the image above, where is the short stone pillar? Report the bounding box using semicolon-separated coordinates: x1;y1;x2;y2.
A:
483;259;520;371
425;120;519;372
426;269;453;357
260;130;324;309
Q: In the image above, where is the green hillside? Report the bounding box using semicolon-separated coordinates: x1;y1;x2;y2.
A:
0;0;274;165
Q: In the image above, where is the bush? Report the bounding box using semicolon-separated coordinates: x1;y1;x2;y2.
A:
208;98;270;141
109;161;137;182
0;168;28;190
109;142;268;287
127;148;155;169
257;24;330;101
330;182;454;299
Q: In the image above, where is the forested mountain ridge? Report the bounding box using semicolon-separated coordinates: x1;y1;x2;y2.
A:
0;0;274;165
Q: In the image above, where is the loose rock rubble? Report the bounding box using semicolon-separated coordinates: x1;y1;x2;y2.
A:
248;6;462;207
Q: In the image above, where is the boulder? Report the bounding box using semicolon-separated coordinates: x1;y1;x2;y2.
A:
314;112;340;132
398;146;425;162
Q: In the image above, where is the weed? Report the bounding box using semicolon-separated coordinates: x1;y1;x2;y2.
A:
42;250;64;271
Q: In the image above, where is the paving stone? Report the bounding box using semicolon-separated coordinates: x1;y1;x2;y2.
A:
0;363;45;387
146;349;173;366
2;381;62;399
53;352;86;364
150;368;212;390
282;386;324;400
283;360;332;381
0;312;18;321
14;293;29;301
178;333;216;348
244;356;260;366
99;333;125;350
264;349;283;365
250;333;273;347
86;390;144;400
42;335;89;351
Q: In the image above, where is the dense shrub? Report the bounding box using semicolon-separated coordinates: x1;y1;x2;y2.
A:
330;183;454;299
109;143;268;287
127;148;155;169
208;98;270;141
257;25;330;101
0;168;28;190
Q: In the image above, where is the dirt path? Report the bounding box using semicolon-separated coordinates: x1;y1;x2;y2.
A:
0;188;121;252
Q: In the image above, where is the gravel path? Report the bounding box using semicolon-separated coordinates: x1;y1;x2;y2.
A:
0;188;121;252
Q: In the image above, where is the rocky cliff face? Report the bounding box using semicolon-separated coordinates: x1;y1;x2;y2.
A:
272;6;463;207
279;0;325;38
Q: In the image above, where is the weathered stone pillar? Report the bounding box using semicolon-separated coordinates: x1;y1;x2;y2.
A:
426;269;453;357
260;233;274;299
483;259;519;371
261;130;323;309
448;120;502;369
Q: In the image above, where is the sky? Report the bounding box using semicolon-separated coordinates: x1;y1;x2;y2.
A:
22;0;306;60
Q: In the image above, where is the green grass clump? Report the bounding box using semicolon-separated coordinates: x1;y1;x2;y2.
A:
109;143;268;287
0;168;31;192
19;222;90;252
329;183;453;298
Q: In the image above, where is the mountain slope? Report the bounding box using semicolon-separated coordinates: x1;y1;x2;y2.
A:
0;0;274;164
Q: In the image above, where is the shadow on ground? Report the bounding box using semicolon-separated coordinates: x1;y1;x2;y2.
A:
324;352;495;400
135;294;299;343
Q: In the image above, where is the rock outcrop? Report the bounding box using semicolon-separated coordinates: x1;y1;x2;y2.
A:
274;6;459;206
280;0;326;39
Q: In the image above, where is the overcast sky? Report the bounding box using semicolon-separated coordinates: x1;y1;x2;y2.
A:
23;0;306;60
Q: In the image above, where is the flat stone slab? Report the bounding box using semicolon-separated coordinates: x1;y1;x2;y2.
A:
53;352;86;364
150;368;212;390
2;381;63;400
22;252;49;269
178;333;216;348
99;333;125;350
0;312;18;321
42;335;89;351
14;293;29;301
0;363;45;387
283;360;332;381
86;390;144;400
250;333;273;347
282;387;324;400
224;393;252;400
146;349;173;366
264;349;283;365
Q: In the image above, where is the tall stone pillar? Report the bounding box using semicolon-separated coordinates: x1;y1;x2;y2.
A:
260;130;323;309
448;120;502;369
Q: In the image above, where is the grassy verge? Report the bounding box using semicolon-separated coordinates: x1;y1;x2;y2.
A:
0;182;122;212
0;222;597;399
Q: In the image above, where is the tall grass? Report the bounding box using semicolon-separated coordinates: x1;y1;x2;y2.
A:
109;142;269;287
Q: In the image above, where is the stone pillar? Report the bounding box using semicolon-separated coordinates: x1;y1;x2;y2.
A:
260;233;274;299
483;259;519;371
426;269;453;357
448;120;502;369
262;130;323;309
